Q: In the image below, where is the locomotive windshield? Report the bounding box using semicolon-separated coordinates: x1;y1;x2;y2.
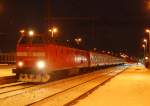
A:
18;35;46;44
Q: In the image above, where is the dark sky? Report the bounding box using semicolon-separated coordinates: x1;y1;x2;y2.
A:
0;0;149;57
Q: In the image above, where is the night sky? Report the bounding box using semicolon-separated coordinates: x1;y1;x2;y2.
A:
0;0;149;57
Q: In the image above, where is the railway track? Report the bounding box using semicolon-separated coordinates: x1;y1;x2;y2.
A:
0;76;17;85
0;65;129;106
0;82;35;95
30;65;129;106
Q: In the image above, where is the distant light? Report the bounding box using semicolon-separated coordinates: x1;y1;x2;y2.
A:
75;37;82;45
49;28;58;32
20;30;25;34
48;29;52;32
143;39;147;43
78;38;82;42
142;44;145;48
28;30;34;37
145;56;148;60
53;28;57;32
48;27;58;38
93;48;97;51
145;29;150;33
107;51;110;54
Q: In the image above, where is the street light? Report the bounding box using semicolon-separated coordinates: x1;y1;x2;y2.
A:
48;27;58;38
144;39;147;43
145;29;150;67
28;30;34;37
75;37;82;45
146;29;150;33
142;44;146;49
20;29;25;34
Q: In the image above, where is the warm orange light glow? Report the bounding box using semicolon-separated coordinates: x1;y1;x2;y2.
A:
28;30;34;37
145;56;149;60
142;44;146;48
107;51;110;54
18;61;23;67
20;30;25;34
53;28;57;32
143;39;147;42
49;29;52;32
48;27;58;38
75;37;82;45
93;48;97;51
49;28;57;32
147;1;150;11
145;29;150;33
78;38;82;42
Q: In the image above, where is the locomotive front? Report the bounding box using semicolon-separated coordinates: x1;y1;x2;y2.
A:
13;31;50;82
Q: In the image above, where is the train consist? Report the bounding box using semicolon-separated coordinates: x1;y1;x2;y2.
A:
13;32;125;82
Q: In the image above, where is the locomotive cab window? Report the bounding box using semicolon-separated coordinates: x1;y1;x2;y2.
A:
18;35;46;44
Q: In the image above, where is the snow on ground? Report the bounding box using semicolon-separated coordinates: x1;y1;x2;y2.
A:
75;65;150;106
0;65;15;77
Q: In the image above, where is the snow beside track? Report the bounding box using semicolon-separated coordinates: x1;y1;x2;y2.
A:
0;66;126;106
76;64;150;106
0;65;15;77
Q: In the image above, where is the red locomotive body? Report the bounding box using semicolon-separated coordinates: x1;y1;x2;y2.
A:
45;44;89;71
13;32;125;82
16;44;89;71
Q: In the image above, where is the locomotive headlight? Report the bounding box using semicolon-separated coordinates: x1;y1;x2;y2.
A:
36;60;45;69
145;56;148;60
18;61;24;67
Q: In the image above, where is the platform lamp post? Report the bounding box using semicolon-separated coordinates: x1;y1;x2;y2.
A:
28;30;35;37
142;44;146;58
143;39;148;56
145;29;150;67
145;29;150;53
48;27;58;38
75;37;82;45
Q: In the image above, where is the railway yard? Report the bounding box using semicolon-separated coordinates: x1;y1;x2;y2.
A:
0;64;149;106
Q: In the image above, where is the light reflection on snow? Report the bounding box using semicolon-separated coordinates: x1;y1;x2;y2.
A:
76;65;150;106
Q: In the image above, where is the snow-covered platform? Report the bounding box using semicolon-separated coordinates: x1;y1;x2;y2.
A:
0;64;15;77
76;64;150;106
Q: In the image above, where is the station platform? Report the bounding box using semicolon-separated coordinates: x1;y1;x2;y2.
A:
76;64;150;106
